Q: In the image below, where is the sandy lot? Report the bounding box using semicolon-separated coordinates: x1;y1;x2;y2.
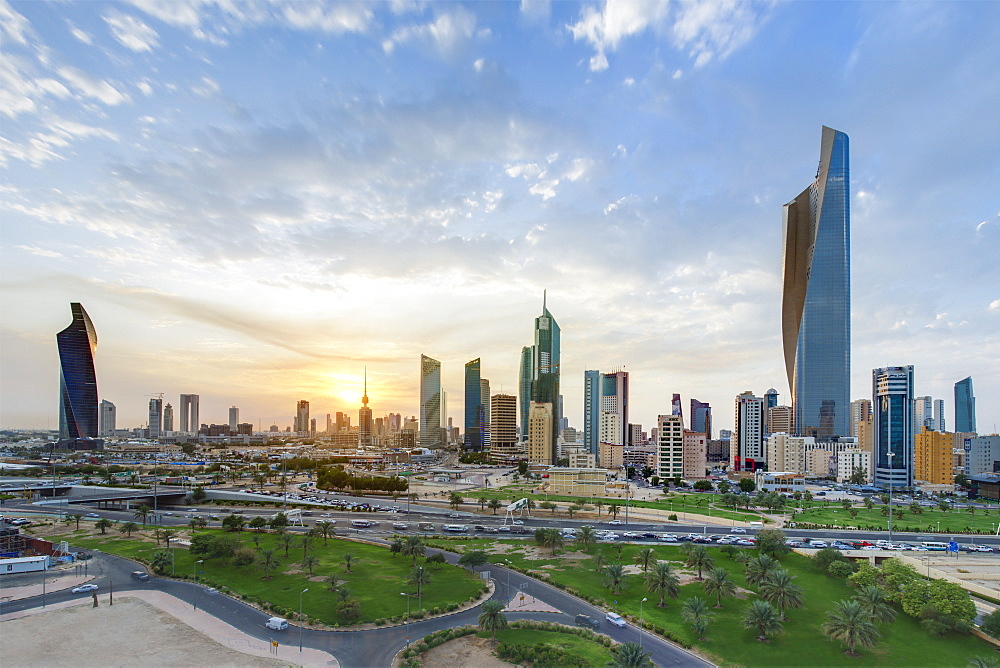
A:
1;597;295;667
417;635;517;668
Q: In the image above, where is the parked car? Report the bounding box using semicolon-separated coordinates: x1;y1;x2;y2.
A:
72;584;99;594
606;612;627;627
575;614;601;630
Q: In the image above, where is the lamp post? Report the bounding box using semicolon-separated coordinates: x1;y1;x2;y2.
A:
401;592;410;621
638;597;647;647
887;452;894;541
192;559;203;610
298;588;309;652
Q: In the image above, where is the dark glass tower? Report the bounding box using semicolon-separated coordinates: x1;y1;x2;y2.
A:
782;126;851;439
518;346;533;442
954;376;977;433
873;365;914;489
57;302;99;439
583;370;601;456
419;355;442;448
464;358;484;452
690;399;712;439
530;292;560;461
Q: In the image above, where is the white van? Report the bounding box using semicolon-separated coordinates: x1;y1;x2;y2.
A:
265;617;288;631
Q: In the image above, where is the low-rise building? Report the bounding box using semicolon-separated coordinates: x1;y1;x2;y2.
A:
755;471;806;493
836;448;871;483
545;467;608;496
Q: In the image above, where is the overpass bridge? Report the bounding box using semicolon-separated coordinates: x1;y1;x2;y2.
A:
32;486;189;509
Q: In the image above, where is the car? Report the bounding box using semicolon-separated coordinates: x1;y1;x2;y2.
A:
575;614;601;630
393;523;409;530
497;526;511;533
716;537;734;545
810;541;828;548
658;534;678;542
607;519;621;525
731;527;747;534
693;536;712;544
265;617;289;631
85;513;100;518
606;612;627;627
131;571;151;582
512;519;525;525
736;539;755;546
72;584;99;594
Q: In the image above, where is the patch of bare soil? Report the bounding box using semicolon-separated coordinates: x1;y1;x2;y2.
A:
417;635;518;668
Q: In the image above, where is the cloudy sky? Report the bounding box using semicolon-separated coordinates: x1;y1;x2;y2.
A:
2;0;998;435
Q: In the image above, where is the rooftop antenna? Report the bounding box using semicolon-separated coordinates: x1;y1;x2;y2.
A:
362;366;369;407
543;289;547;311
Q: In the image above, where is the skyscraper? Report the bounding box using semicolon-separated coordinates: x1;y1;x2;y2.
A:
480;378;491;451
873;365;914;489
359;370;372;447
464;358;484;452
420;354;442;448
733;391;765;471
583;370;601;456
519;346;533;441
163;403;174;432
490;394;518;459
782;126;851;439
671;393;683;418
849;399;871;438
99;399;116;436
179;394;200;433
295;400;310;434
229;406;239;433
954;376;977;434
913;396;934;435
690;399;712;440
57;302;99;440
148;398;163;439
600;370;629;449
528;293;561;463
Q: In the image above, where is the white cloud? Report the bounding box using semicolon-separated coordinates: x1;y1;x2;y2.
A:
15;244;63;258
567;0;670;71
520;0;551;23
104;10;160;52
382;7;479;56
0;0;32;46
57;66;131;106
281;2;372;34
989;299;1000;312
0;55;72;118
192;76;221;97
137;80;153;96
68;23;93;45
623;76;635;87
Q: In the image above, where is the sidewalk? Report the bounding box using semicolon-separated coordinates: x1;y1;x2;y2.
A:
0;569;94;602
503;591;559;613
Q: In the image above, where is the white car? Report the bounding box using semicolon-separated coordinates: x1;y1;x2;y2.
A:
658;534;678;542
512;520;524;525
606;612;627;627
72;584;99;594
608;519;622;525
85;513;100;518
731;527;747;534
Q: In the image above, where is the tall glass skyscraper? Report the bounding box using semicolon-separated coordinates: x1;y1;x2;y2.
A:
583;370;601;456
529;292;560;462
57;302;99;440
954;376;976;433
464;358;485;452
690;399;712;439
873;365;914;489
782;126;851;439
420;354;442;448
518;346;533;442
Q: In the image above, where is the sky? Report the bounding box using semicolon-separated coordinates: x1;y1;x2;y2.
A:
1;0;998;436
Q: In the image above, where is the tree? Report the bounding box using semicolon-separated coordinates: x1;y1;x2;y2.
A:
337;597;361;622
595;499;605;515
939;499;951;513
409;566;431;602
191;485;206;502
634;547;656;572
704;567;737;608
269;512;289;533
864;497;874;510
535;527;563;555
326;573;341;592
232;547;258;573
278;532;295;557
161;529;178;549
300;535;313;558
979;609;1000;639
754;529;790;557
685;545;714;580
133;505;152;526
118;521;139;537
62;515;75;528
95;518;114;535
760;569;804;619
449;492;464;510
609;642;653;667
608;502;621;520
459;550;489;569
577;525;596;551
249;516;268;532
743;599;783;642
567;504;582;519
188;517;207;530
746;554;780;587
594;552;605;572
954;473;969;487
402;535;425;565
828;561;854;578
739;478;757;494
315;520;335;545
342;552;356;573
257;548;280;580
150;549;172;574
603;563;627;594
390;537;403;557
901;579;976;622
849;466;867;485
222;514;247;532
518;460;529;476
693;480;713;491
735;550;751;575
478;599;508;642
853;585;896;624
813;547;848;572
539;500;557;515
823;600;880;656
488;498;503;515
681;597;713;640
426;552;447;569
645;561;680;607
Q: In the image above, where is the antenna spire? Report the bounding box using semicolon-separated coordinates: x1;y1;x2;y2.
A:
362;367;369;407
543;289;547;312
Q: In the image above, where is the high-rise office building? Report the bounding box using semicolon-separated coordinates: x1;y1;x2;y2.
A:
481;378;491;451
519;346;533;441
782;126;851;439
934;399;945;433
148;398;163;439
584;371;602;455
163;403;174;432
657;414;684;480
954;376;977;434
732;391;765;471
529;292;560;460
179;394;200;433
873;365;914;489
294;400;310;434
490;393;519;459
229;406;239;433
528;402;554;465
464;359;485;452
335;411;346;433
914;427;954;485
764;388;779;432
420;354;442;448
768;406;794;435
671;393;683;418
57;302;99;440
690;399;712;440
849;399;871;438
99;399;116;436
359;371;372;447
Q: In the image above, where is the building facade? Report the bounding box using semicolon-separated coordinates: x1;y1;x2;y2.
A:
489;394;520;460
420;354;442;448
965;435;1000;476
295;400;310;434
228;406;239;433
530;293;561;458
519;346;533;442
782;126;851;440
163;403;174;432
732;391;765;471
527;402;554;465
836;448;871;483
179;394;200;433
657;414;684;481
57;302;99;440
873;365;914;489
690;399;712;440
914;427;954;485
99;399;116;437
584;369;601;456
954;376;977;434
463;358;484;452
147;398;163;439
682;430;707;479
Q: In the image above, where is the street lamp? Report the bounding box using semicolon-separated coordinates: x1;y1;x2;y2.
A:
401;592;410;621
504;559;512;601
298;588;309;652
886;451;894;541
638;597;647;647
192;559;203;610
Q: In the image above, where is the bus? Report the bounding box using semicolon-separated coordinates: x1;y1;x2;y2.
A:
443;524;468;533
921;541;949;551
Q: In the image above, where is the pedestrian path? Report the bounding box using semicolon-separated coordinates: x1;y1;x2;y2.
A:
503;591;559;613
0;572;93;602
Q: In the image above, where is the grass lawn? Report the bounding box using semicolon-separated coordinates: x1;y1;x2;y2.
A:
56;529;483;625
437;539;990;667
481;628;614;666
792;505;1000;534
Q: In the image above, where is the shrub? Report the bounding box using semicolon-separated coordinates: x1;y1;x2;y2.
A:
981;609;1000;639
828;561;854;578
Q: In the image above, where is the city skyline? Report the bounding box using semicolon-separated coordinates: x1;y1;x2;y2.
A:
2;2;998;434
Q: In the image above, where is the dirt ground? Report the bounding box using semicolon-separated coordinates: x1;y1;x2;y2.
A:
417;635;517;668
1;597;294;667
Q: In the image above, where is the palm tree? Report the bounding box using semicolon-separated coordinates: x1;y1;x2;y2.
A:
760;569;804;619
535;527;564;555
634;547;656;572
609;641;653;667
401;535;425;565
95;518;114;535
161;529;178;549
734;550;751;573
488;498;502;515
746;554;780;587
608;503;621;520
315;520;335;545
743;599;783;642
853;585;896;624
133;504;152;526
302;554;319;576
594;552;606;572
577;525;597;551
704;567;737;608
343;552;355;573
326;573;341;591
449;492;464;510
149;549;172;574
603;563;627;594
118;521;139;537
390;537;403;557
477;599;508;642
595;499;605;515
823;599;880;656
258;548;280;580
279;533;295;557
686;545;714;580
645;561;680;607
300;535;313;558
681;597;713;640
409;566;431;605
